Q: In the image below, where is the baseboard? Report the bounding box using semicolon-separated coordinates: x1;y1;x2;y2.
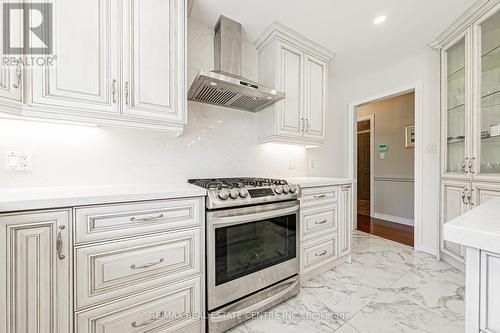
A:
373;212;414;226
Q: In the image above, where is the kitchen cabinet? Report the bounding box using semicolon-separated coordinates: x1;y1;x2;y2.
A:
1;0;186;134
0;0;22;105
255;22;333;146
480;251;500;333
440;181;470;264
338;185;353;257
0;194;205;333
0;210;72;333
297;183;353;282
433;0;500;268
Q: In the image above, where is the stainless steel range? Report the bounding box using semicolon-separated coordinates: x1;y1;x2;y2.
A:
188;178;300;333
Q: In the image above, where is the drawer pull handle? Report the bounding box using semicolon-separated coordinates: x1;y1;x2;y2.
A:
56;225;66;260
130;213;164;222
313;194;327;199
315;219;328;225
315;250;328;257
131;257;164;270
131;311;164;328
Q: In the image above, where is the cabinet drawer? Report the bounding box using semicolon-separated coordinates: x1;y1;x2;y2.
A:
75;197;203;244
301;206;337;240
301;186;337;207
302;236;337;269
75;277;202;333
75;229;201;309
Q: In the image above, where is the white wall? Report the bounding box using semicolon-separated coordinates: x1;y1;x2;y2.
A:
0;18;308;188
309;49;441;255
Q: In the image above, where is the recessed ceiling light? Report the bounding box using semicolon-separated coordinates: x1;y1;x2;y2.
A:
209;82;218;86
374;15;387;25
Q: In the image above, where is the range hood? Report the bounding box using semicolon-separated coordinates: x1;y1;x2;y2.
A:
188;16;284;112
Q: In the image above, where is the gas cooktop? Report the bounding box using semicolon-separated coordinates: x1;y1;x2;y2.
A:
188;177;299;209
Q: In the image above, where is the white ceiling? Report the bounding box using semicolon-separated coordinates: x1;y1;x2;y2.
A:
190;0;476;80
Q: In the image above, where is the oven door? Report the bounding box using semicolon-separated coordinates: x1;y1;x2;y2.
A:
207;200;299;311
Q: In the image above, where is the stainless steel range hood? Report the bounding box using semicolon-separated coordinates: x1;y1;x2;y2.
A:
188;16;284;112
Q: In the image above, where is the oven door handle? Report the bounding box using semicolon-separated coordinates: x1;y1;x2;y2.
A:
210;276;300;323
208;205;299;228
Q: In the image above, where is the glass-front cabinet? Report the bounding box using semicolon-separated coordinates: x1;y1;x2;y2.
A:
442;33;469;176
477;7;500;177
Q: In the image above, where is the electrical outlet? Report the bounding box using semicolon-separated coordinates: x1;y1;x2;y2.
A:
4;152;33;171
310;159;316;169
288;159;295;170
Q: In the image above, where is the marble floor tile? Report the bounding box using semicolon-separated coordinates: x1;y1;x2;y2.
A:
347;290;464;333
229;231;465;333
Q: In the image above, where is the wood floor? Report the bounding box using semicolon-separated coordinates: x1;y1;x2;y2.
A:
356;213;414;247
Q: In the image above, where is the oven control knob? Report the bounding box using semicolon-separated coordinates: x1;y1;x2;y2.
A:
283;185;290;194
274;185;284;194
229;188;239;199
218;189;230;200
239;188;249;198
289;184;298;193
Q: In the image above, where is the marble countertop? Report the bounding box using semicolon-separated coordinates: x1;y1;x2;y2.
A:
286;177;355;188
0;183;207;213
443;198;500;254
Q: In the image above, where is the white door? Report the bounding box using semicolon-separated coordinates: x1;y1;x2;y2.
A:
0;210;72;333
122;0;185;123
303;54;326;140
277;42;304;137
0;0;22;102
338;185;353;257
441;181;469;261
30;0;119;115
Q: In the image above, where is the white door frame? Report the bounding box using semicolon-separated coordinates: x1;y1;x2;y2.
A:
347;81;423;250
356;114;375;217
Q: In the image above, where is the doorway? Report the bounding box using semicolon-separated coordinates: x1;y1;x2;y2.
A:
352;90;417;247
357;118;372;217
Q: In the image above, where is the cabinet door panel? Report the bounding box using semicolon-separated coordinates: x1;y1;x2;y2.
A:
0;1;22;102
338;185;352;257
0;210;72;333
480;251;500;333
304;55;326;139
30;0;118;114
441;31;470;178
441;182;468;261
476;6;500;178
473;183;500;205
122;0;185;122
277;42;303;137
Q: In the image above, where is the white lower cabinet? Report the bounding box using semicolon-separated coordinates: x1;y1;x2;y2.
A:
0;210;73;333
0;196;205;333
480;251;500;333
441;181;469;264
75;277;202;333
298;184;353;281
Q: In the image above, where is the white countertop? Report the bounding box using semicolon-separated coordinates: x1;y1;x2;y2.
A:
0;183;206;213
286;177;355;188
443;198;500;254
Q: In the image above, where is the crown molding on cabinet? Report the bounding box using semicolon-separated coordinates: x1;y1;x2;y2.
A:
254;21;336;62
430;0;499;49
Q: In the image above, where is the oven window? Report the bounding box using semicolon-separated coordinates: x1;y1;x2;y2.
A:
215;213;296;285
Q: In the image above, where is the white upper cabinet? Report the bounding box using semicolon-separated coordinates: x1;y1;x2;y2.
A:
30;0;119;115
0;0;22;105
255;22;334;146
0;0;187;134
122;0;185;124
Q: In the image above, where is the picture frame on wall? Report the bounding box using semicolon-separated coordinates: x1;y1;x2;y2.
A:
405;125;415;148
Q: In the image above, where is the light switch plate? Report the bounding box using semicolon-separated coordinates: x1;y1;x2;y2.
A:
4;152;33;171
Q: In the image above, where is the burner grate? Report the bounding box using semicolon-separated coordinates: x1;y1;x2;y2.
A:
188;177;288;189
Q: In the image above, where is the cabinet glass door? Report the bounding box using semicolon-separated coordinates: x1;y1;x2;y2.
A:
479;8;500;175
444;36;467;174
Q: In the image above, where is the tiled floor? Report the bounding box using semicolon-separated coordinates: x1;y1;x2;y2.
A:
229;231;465;333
